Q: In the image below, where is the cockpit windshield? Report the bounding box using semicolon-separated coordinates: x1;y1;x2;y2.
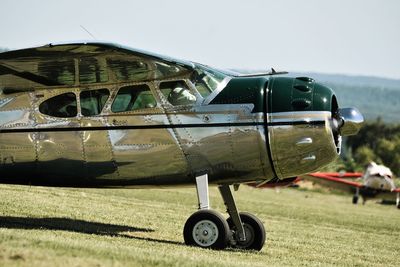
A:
190;64;231;98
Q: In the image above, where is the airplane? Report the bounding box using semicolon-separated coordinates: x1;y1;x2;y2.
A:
300;162;400;209
0;41;363;250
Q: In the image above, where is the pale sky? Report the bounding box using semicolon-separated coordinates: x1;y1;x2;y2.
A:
1;0;399;79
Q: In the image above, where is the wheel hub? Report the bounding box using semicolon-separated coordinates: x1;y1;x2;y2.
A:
192;220;219;246
236;224;255;248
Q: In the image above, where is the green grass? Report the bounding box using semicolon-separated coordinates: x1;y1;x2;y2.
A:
0;184;399;267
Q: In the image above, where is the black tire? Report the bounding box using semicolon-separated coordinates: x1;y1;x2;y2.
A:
227;212;266;251
352;195;359;204
183;209;230;250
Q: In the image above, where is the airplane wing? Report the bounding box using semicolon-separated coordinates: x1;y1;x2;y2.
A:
300;172;363;194
0;42;193;90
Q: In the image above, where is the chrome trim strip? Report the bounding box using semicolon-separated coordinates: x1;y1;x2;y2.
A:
268;111;331;123
0;120;326;133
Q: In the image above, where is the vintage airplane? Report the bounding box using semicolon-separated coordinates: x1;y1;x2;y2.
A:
300;162;400;209
0;41;363;250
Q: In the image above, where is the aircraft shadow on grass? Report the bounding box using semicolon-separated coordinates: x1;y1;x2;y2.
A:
0;216;152;234
0;216;183;246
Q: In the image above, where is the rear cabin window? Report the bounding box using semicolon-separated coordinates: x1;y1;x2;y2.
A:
39;92;77;118
80;89;110;116
111;84;157;112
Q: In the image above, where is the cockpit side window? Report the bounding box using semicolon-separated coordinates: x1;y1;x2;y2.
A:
80;89;110;116
111;84;157;113
39;92;77;118
160;81;197;106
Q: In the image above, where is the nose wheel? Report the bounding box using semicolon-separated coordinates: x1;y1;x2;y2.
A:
183;174;266;250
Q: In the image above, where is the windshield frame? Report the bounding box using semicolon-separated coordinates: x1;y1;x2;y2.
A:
190;63;232;105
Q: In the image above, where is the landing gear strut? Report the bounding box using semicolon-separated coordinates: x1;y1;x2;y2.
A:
183;174;266;250
352;187;359;204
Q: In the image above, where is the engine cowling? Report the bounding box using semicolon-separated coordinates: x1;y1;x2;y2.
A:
266;76;363;179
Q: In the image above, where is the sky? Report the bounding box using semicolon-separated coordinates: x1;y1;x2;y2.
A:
1;0;399;79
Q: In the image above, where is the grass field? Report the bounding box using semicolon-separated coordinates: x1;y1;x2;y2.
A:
0;184;399;267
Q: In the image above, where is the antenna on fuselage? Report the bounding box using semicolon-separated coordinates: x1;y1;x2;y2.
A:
80;25;97;40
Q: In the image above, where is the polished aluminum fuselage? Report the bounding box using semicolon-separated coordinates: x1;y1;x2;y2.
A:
0;82;337;187
0;89;269;186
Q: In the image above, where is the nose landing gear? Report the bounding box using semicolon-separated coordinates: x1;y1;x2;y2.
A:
183;174;266;250
352;187;359;204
